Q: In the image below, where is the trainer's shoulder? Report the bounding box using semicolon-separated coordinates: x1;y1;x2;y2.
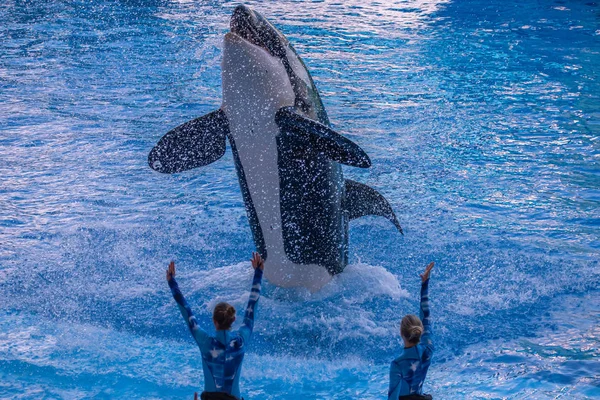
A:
391;353;411;366
228;332;246;349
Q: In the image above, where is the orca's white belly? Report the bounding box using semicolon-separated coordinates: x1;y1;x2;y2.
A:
222;32;332;292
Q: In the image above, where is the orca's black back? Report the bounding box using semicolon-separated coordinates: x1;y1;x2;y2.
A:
277;130;347;275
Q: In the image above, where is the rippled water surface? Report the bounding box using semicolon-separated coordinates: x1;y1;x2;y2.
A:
1;0;599;398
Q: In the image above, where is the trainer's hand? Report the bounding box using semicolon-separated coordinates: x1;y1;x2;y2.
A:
420;262;434;283
251;252;264;271
166;260;176;282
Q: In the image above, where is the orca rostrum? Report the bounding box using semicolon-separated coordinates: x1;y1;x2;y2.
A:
149;5;402;291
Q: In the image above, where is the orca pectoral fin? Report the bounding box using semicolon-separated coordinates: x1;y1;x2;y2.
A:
148;109;229;174
275;107;371;168
345;179;403;234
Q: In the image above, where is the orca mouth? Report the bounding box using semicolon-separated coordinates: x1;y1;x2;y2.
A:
230;5;287;58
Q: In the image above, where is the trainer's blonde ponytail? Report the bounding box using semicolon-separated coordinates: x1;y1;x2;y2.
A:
401;314;424;345
213;302;236;330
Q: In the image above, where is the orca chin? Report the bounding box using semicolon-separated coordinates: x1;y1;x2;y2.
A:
230;4;287;58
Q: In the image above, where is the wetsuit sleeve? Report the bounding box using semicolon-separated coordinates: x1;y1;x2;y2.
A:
420;278;434;354
168;277;210;348
238;268;263;343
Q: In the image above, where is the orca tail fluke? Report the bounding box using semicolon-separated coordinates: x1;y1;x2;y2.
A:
275;107;371;168
148;109;229;174
344;179;403;234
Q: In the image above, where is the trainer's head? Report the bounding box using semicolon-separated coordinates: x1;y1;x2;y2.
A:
213;302;236;330
400;314;423;347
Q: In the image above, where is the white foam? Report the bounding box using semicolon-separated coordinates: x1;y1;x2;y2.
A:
170;261;411;347
319;262;409;302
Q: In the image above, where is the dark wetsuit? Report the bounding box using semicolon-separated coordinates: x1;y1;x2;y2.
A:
169;268;263;400
388;279;433;399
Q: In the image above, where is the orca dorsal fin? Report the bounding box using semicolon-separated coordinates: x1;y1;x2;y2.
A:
344;179;403;234
275;107;371;168
149;109;229;174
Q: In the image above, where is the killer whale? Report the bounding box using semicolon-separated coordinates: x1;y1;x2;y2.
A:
149;5;402;291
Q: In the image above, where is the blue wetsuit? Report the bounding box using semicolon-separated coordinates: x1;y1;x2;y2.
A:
388;279;433;400
169;268;263;399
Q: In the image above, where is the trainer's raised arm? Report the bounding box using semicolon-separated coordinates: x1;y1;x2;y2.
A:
166;261;209;346
239;252;264;342
420;262;434;353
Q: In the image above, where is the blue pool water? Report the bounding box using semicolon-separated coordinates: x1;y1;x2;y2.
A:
1;0;599;398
